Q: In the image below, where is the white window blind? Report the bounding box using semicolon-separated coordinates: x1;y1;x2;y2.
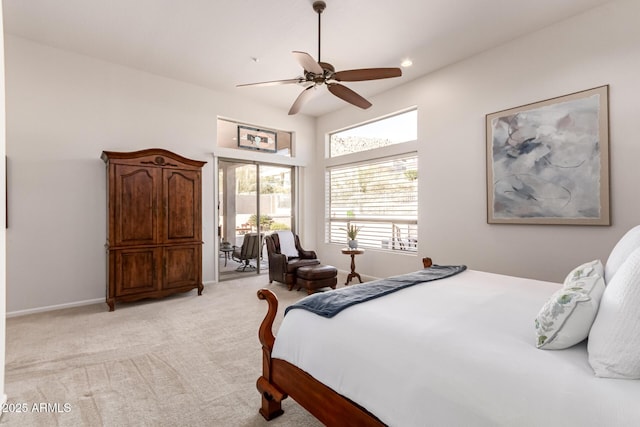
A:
326;154;418;252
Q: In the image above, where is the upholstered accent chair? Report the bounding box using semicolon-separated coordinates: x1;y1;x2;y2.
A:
232;233;261;271
265;231;320;290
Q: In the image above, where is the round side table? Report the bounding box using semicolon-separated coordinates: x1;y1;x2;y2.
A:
341;248;365;285
220;247;234;266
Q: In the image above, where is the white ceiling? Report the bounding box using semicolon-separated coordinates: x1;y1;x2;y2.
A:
3;0;612;117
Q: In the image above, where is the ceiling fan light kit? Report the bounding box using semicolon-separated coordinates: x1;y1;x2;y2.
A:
237;0;402;115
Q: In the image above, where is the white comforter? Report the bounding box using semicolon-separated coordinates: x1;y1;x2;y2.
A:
272;269;640;427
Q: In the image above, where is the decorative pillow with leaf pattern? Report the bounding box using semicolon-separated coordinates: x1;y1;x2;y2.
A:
535;260;605;350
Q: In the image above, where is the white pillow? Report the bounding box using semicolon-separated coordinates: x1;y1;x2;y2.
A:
604;225;640;284
276;231;299;259
535;259;605;350
588;247;640;379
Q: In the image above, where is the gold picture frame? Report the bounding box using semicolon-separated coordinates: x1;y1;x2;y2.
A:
486;85;610;225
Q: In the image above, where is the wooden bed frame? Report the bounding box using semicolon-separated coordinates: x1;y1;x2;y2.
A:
257;288;385;426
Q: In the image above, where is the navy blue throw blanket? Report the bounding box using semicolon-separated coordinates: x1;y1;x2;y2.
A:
285;265;467;318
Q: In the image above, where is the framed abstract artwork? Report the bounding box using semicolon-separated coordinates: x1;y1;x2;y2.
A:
237;126;277;153
486;85;610;225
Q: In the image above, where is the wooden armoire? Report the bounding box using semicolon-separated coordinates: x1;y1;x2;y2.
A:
101;149;206;311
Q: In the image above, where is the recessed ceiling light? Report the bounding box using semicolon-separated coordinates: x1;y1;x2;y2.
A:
401;59;413;68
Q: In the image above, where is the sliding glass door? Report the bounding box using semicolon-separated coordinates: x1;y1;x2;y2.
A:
217;160;294;280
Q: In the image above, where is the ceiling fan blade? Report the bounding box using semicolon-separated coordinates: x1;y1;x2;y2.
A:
237;78;303;88
328;83;372;109
288;85;316;115
292;51;324;75
333;67;402;82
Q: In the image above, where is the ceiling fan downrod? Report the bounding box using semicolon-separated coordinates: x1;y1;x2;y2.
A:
313;1;326;63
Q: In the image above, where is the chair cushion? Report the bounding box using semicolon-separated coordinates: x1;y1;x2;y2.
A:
297;264;338;280
285;258;320;273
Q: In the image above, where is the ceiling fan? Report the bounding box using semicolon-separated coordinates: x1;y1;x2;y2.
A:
237;1;402;115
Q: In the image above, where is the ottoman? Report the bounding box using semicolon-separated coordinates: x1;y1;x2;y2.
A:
296;264;338;294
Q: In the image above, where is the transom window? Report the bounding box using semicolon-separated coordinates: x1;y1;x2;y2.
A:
329;109;417;158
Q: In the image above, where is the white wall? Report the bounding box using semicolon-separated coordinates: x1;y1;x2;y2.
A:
4;36;315;314
315;0;640;283
5;0;639;315
0;1;9;409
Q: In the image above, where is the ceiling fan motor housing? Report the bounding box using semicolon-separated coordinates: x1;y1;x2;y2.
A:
313;1;326;14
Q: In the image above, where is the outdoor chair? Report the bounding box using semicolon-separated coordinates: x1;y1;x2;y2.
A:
232;233;261;272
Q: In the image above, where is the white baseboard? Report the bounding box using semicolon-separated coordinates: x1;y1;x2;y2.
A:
6;282;219;318
6;298;104;318
337;269;379;284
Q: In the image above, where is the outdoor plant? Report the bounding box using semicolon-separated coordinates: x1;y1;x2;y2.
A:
247;214;273;231
270;222;290;231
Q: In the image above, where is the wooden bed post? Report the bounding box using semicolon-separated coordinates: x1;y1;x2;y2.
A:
257;289;288;420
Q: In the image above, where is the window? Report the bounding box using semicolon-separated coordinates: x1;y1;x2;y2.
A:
330;110;417;158
326;154;418;251
326;110;418;253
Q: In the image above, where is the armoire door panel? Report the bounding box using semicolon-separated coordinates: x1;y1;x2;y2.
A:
114;165;161;246
114;248;161;296
163;245;201;289
163;169;201;243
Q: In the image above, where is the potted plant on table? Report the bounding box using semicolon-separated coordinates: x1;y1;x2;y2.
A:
344;223;362;249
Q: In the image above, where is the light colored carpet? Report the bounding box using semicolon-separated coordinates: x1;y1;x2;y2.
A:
1;273;350;426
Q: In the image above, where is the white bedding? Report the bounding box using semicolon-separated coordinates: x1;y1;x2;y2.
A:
272;269;640;426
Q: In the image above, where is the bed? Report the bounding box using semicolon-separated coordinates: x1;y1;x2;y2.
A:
256;230;640;426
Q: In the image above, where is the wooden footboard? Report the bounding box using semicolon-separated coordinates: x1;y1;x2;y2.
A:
257;288;385;426
256;289;286;420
